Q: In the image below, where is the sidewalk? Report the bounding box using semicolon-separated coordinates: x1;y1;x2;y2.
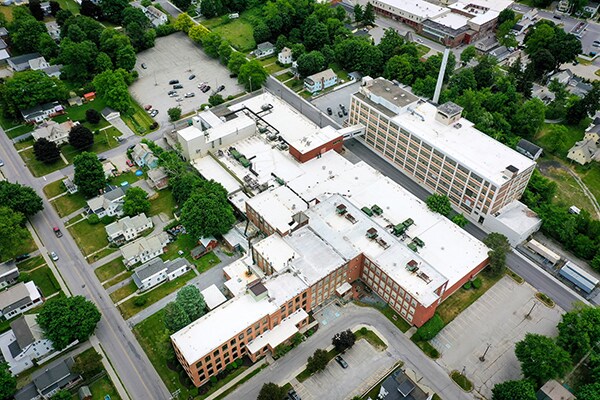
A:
90;335;131;400
204;358;269;400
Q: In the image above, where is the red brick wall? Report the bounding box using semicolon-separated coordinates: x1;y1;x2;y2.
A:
441;257;489;301
289;136;344;163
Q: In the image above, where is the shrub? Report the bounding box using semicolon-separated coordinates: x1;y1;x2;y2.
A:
472;277;482;289
86;109;101;124
133;297;147;307
87;214;100;225
413;314;444;341
306;329;314;337
100;215;115;225
359;327;368;335
210;376;218;385
463;281;472;290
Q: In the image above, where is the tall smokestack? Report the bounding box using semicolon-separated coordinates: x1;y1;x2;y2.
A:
432;47;451;105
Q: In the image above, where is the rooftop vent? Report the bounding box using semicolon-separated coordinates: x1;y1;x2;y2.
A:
345;213;357;224
336;204;347;215
366;227;378;239
417;271;432;284
406;260;419;272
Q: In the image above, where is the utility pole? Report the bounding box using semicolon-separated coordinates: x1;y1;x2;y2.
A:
525;302;536;319
479;343;491;362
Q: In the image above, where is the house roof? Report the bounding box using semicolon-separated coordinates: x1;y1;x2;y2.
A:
517;139;542;156
8;52;41;66
21;101;63;120
191;244;207;257
10;315;35;349
31;356;77;393
147;167;167;182
121;232;169;261
0;27;8;36
105;213;152;237
132;257;189;283
305;68;337;84
0;282;30;312
104;186;126;201
257;42;274;51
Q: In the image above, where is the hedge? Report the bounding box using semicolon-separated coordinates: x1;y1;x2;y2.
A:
413;313;444;341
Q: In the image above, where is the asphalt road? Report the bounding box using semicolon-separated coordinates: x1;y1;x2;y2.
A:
0;129;171;400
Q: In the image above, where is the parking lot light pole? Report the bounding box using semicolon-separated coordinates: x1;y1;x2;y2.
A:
479;343;491;362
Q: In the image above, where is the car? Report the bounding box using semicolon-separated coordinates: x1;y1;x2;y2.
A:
216;85;225;92
141;63;147;69
288;389;301;400
98;156;107;161
126;159;134;167
189;74;196;80
169;92;178;97
338;110;343;117
15;253;30;262
416;38;424;43
327;107;332;115
0;159;3;167
594;40;600;44
144;104;152;110
335;355;348;369
127;144;136;150
176;97;183;102
198;82;207;89
184;92;195;98
339;103;344;109
594;43;600;48
173;84;183;89
342;108;348;116
513;6;521;11
201;85;211;93
169;79;179;84
553;14;562;19
150;109;159;117
53;227;62;237
49;252;59;261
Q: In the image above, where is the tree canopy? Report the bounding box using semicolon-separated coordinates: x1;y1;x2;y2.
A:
307;348;329;373
73;152;107;198
34;138;61;164
257;382;287;400
180;180;236;239
0;362;16;400
238;60;268;92
332;329;356;353
164;301;190;333
0;181;43;217
176;285;206;322
123;187;150;217
69;124;95;150
514;333;571;385
491;379;536;400
557;306;600;362
483;233;510;275
426;194;452;216
92;69;132;113
0;207;29;261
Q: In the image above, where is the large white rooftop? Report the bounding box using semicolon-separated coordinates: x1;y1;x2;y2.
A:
252;234;299;274
431;12;469;29
375;0;448;19
289;125;342;154
223;255;263;296
246;185;307;234
264;273;308;307
194;156;241;195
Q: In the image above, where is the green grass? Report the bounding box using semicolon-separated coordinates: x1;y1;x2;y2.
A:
19;147;67;177
355;328;387;350
110;171;144;186
67;219;110;256
132;310;196;399
118;270;196;319
64;97;107;122
43;179;67;199
67;213;85;225
0;5;13;21
5;124;34;139
277;72;294;82
110;281;138;303
265;62;286;75
450;371;473;391
506;269;524;284
56;0;80;14
17;256;46;272
539;164;595;212
411;337;440;359
14;137;34;150
536;292;555;307
211;18;256;52
329;62;349;82
149;189;176;218
51;192;88;217
90;247;117;262
62;127;122;163
296;348;337;382
28;266;61;297
3;230;40;263
122;101;156;135
103;271;133;289
196;252;220;273
354;301;411;333
535;121;589;159
95;257;127;283
416;44;430;58
576;164;600;207
213;364;268;400
89;374;121;400
197;365;251;400
161;234;221;271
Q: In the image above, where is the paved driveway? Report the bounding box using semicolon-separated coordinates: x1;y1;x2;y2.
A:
431;276;564;399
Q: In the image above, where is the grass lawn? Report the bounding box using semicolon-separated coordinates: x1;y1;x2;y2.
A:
118;270;196;319
534;121;589;159
14;137;34;150
17;256;46;272
196;252;220;273
5;124;34;139
161;234;221;271
4;230;40;263
28;266;61;297
416;44;430;58
284;78;304;91
110;281;138;303
67;219;110;256
436;269;503;325
19;147;67;177
277;72;294;82
265;62;286;75
51;192;88;217
103;271;133;289
110;171;144;187
132;310;196;399
212;18;256;52
149;189;176;218
62;127;122;163
450;371;473;391
0;5;13;21
64;97;107;122
213;363;268;400
57;0;80;14
576;164;600;206
411;337;440;359
354;301;411;333
540;164;596;212
0;113;22;130
355;328;387;351
43;179;66;199
329;62;350;81
95;257;127;283
88;374;121;400
122;101;156;135
90;247;117;262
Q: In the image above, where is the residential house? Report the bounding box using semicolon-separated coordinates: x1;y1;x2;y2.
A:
0;282;43;320
537;380;576;400
549;69;593;98
0;49;10;65
102;161;117;179
41;65;62;78
14;357;82;400
147;167;169;190
584;2;599;17
517;139;543;161
567;128;600;165
31;120;77;145
46;21;60;41
0;261;19;289
278;47;293;65
83;92;96;102
489;46;511;63
304;68;338;94
377;368;433;400
0;38;8;50
131;257;191;291
191;237;218;259
120;232;170;267
131;143;159;168
86;187;127;218
7;53;42;72
21;102;65;124
29;56;50;71
557;0;570;12
105;213;153;245
0;314;54;374
254;42;275;58
62;177;77;194
40;1;51;15
143;5;168;27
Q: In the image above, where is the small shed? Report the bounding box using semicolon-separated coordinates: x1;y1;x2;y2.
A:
78;385;92;400
198;236;218;251
191;244;208;260
83;92;96;101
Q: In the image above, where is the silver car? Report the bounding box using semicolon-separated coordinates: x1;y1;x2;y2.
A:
49;251;59;261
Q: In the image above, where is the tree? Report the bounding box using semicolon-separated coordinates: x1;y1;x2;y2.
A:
116;44;136;70
332;329;356;352
69;125;94;150
353;3;363;23
460;45;477;64
172;0;191;11
451;214;468;227
377;28;405;61
92;70;131;113
58;39;98;84
483;233;510;275
515;333;571;385
188;23;210;43
0;362;16;400
51;390;72;400
37;295;102;350
176;285;206;321
56;9;73;26
208;94;225;106
227;51;248;75
49;1;60;15
202;32;222;58
491;380;536;400
123;187;150;217
412;76;437;99
73;152;106;198
29;0;45;21
557;306;600;362
498;8;515;24
296;51;326;77
473;55;497;89
426;194;452;216
38;33;59;59
200;0;224;19
168;107;182;122
362;2;375;26
72;349;103;378
9;11;47;54
86;109;102;125
307;348;329;373
218;40;232;65
577;383;600;400
257;382;287;400
99;0;129;24
0;207;29;261
171;172;204;205
33;138;61;164
238;60;268;92
180;183;236;239
80;0;103;19
163;301;190;333
522;170;556;209
512;98;545;139
174;13;194;33
304;21;328;51
0;181;44;217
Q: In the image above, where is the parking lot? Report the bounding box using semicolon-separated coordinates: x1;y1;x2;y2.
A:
311;82;360;126
130;33;244;125
294;339;395;400
431;277;564;399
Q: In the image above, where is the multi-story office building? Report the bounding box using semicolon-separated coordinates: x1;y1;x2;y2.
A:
349;77;536;224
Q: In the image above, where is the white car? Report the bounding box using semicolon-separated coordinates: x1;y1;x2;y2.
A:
49;251;59;261
184;92;195;98
0;159;4;167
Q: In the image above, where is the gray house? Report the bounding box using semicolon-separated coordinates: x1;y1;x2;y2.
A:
516;139;543;161
7;53;41;72
14;357;82;400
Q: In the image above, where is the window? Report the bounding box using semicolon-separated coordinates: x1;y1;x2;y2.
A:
238;333;244;340
222;344;227;352
213;349;220;357
204;356;210;363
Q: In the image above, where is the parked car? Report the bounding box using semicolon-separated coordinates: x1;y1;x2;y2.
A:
338;110;343;117
15;253;30;262
201;85;211;93
184;92;195;98
49;251;59;261
98;156;107;161
189;74;196;80
169;92;178;97
288;389;301;400
216;85;225;92
53;227;62;237
198;82;207;89
327;107;332;115
144;104;152;110
150;109;159;117
141;63;147;69
335;355;348;369
173;84;183;89
126;159;134;167
176;97;184;102
0;159;3;167
342;108;348;116
169;79;179;84
127;144;136;150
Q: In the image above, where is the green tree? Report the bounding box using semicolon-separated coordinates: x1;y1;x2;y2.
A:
171;172;204;205
515;333;572;385
38;33;59;59
238;60;268;92
451;213;468;227
498;8;515;24
377;28;405;61
99;0;129;24
0;362;17;400
95;52;113;73
163;301;190;333
0;207;29;261
522;170;556;209
473;55;497;89
72;349;103;378
37;295;102;350
227;51;248;75
362;2;375;26
577;383;600;400
73;152;107;198
483;232;510;275
200;0;224;18
557;306;600;362
33;138;61;164
202;32;222;58
512;98;545;139
384;54;416;85
0;182;43;217
257;382;287;400
172;0;191;11
58;39;98;83
426;194;452;216
412;76;437;99
9;12;47;54
332;329;356;352
168;107;182;121
544;125;568;154
353;3;363;22
174;13;194;33
92;70;131;113
176;285;206;321
80;0;103;19
69;124;94;150
56;9;73;26
208;94;225;106
51;390;72;400
86;109;102;124
29;0;44;20
307;348;329;373
460;45;477;64
116;44;136;70
303;21;328;51
491;380;536;400
122;187;150;217
218;40;232;65
296;50;326;77
180;184;236;239
188;23;210;43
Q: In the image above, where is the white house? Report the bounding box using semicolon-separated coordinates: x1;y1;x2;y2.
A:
86;187;127;218
0;262;19;289
28;56;49;71
278;47;293;65
0;314;55;374
147;167;169;190
45;21;60;41
131;257;191;291
304;68;338;94
0;282;43;320
105;213;153;245
120;232;170;267
143;5;168;27
21;102;65;124
31;120;78;145
254;42;275;58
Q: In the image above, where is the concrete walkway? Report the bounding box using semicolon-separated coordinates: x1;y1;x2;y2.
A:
92;250;122;269
108;116;136;138
106;276;132;295
89;335;131;400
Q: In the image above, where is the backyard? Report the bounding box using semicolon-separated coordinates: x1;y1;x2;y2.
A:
28;266;62;297
67;218;113;257
202;10;258;52
43;179;67;199
161;234;221;272
539;163;596;213
121;101;156;135
149;189;176;218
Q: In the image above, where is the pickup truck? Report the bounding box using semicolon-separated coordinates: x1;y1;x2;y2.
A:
53;227;62;237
